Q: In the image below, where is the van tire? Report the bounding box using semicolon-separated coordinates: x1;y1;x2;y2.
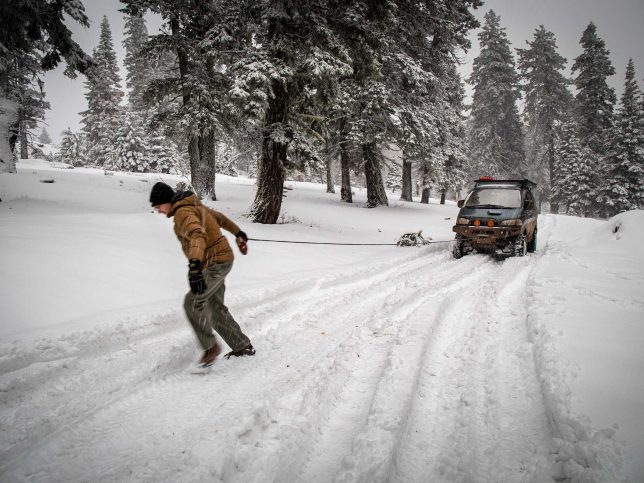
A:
512;235;527;257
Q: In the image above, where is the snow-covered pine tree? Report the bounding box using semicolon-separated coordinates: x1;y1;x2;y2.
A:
38;127;52;145
121;0;240;201
58;127;82;166
148;129;182;174
214;142;238;177
551;120;575;212
597;59;644;216
123;13;151;112
433;61;469;205
0;0;91;173
114;110;149;172
571;22;616;158
568;145;598;218
639;74;644;207
517;26;573;211
224;0;354;221
337;0;479;208
385;160;402;193
16;75;50;159
468;10;524;179
80;16;125;168
555;120;596;217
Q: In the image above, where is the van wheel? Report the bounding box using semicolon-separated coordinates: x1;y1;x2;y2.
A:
452;238;464;259
511;235;527;257
527;228;537;253
453;236;473;259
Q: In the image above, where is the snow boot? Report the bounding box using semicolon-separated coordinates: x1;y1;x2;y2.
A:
199;341;222;367
224;343;256;359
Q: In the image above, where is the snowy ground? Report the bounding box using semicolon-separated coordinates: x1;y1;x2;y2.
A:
1;160;642;482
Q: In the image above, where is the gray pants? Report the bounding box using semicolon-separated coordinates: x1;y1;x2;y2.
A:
183;262;250;351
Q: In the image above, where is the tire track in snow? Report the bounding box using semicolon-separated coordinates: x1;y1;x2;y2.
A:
296;259;496;483
0;251;494;480
0;246;441;473
390;262;552;483
325;218;557;483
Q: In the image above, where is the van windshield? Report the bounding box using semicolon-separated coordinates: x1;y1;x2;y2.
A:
464;188;522;208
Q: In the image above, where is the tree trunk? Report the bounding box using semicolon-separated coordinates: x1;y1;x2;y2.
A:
251;80;290;224
252;130;286;223
188;133;200;191
197;130;217;200
1;99;19;173
325;154;335;193
421;187;430;204
340;142;352;203
400;157;412;201
19;121;28;159
440;189;446;205
363;142;388;208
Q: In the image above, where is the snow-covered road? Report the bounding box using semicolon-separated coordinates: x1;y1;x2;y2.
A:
2;164;640;482
2;225;558;482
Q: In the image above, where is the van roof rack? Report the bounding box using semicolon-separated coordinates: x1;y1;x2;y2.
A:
474;178;536;189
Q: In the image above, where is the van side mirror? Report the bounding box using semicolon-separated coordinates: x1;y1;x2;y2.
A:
457;200;464;208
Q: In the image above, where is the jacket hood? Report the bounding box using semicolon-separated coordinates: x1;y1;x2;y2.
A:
168;191;200;217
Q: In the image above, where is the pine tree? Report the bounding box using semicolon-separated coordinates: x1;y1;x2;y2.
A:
568;145;598;218
123;13;151;112
555;120;596;217
80;16;125;168
468;10;524;179
339;0;479;207
385;161;402;193
639;75;644;207
571;22;616;156
517;26;572;210
115;111;149;172
434;61;469;205
38;127;52;145
0;0;91;173
16;76;50;159
597;59;644;216
58;127;82;166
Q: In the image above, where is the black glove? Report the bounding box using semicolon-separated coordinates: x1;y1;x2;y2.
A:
188;259;206;294
236;230;248;243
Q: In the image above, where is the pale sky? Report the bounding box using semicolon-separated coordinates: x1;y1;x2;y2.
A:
41;0;644;143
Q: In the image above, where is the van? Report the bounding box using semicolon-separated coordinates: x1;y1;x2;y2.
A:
452;178;538;259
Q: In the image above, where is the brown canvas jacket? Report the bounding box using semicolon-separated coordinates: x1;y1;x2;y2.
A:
168;192;240;266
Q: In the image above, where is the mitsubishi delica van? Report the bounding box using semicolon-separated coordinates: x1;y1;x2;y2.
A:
452;178;538;259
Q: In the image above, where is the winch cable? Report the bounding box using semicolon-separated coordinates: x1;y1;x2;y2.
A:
248;238;454;246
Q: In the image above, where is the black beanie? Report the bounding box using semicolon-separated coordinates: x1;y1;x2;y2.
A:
149;182;175;206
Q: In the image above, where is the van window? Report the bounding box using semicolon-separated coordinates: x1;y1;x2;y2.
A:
464;188;522;208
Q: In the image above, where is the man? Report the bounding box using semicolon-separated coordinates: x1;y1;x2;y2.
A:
149;181;255;367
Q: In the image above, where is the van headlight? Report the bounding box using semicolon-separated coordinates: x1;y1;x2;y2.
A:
457;217;470;225
501;219;522;226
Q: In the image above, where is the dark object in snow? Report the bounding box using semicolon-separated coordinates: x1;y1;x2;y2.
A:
452;178;538;259
39;179;55;184
224;344;256;359
397;230;432;247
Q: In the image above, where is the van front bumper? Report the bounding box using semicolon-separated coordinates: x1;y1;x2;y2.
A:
453;225;521;245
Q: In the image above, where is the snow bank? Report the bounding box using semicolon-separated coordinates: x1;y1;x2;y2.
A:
528;212;644;482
